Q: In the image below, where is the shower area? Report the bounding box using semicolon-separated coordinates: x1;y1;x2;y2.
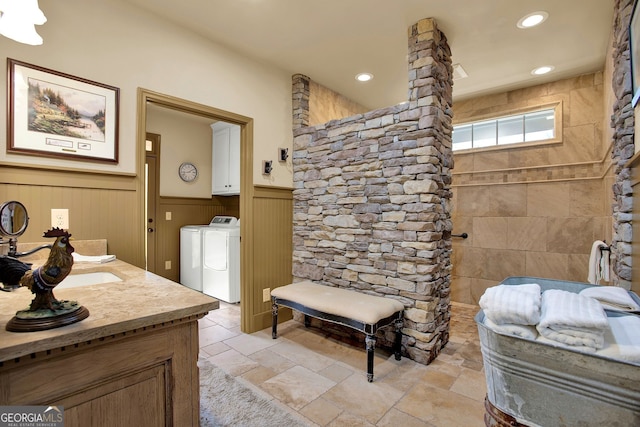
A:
450;70;616;304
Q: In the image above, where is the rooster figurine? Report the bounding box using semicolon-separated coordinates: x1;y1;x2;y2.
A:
0;228;74;311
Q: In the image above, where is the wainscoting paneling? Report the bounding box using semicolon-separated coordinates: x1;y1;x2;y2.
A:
0;168;143;267
247;186;293;332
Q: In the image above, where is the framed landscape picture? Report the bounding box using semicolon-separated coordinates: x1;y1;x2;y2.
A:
7;58;120;163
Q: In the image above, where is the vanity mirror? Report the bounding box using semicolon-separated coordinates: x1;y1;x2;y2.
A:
0;200;29;238
0;201;29;257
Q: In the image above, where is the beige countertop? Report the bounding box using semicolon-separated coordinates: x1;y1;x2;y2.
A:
0;258;219;362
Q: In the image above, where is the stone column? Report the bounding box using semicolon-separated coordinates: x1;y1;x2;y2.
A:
291;17;453;364
610;0;635;289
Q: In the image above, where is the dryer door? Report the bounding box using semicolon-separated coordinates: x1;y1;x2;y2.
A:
203;229;228;271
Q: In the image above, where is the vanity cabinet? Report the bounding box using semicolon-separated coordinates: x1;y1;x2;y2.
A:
211;122;240;195
0;259;218;426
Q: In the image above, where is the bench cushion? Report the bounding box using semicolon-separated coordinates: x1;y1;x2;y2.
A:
271;281;404;325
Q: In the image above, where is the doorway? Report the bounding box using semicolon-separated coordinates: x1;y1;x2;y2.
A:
137;88;254;329
145;132;160;273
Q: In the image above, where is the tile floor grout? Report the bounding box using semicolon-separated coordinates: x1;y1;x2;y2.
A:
199;301;486;426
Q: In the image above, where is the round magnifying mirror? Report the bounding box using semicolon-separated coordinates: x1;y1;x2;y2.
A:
0;201;29;237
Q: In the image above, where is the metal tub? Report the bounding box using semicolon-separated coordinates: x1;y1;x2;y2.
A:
476;276;640;427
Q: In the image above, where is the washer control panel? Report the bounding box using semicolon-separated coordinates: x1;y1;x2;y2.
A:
209;216;238;226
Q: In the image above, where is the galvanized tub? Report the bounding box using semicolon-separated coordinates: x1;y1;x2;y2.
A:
476;276;640;427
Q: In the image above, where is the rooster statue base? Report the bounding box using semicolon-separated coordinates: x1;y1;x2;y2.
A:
1;228;90;332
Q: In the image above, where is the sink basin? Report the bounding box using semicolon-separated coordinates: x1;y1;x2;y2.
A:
57;271;122;289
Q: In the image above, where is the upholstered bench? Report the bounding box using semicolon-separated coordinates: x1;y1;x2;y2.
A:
271;281;404;382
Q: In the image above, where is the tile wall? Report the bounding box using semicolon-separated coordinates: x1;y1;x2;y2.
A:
451;72;614;304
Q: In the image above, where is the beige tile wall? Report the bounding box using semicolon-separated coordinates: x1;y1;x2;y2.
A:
451;72;614;305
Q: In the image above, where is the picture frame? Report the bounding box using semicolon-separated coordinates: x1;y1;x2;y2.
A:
631;0;640;107
7;58;120;163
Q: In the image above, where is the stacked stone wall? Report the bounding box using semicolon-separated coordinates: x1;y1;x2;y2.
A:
291;18;453;364
611;0;635;289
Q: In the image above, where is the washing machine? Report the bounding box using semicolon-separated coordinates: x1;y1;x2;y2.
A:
180;216;240;303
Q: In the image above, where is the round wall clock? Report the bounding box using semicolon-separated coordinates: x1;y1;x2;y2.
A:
178;162;198;182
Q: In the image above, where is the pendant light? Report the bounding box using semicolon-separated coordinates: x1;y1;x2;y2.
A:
0;0;47;45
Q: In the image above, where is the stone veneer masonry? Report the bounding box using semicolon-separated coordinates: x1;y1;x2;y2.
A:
611;0;635;289
291;18;453;364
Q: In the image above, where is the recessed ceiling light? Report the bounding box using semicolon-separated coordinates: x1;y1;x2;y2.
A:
531;65;554;75
355;73;373;82
517;11;549;29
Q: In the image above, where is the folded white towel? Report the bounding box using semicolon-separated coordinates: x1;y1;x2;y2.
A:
537;289;609;350
484;317;538;340
580;286;640;312
596;315;640;364
72;253;116;263
479;283;541;325
535;334;597;353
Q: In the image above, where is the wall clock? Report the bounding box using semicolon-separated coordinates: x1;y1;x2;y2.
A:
178;162;198;182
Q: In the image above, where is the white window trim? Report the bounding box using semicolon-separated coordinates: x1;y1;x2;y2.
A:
452;101;563;153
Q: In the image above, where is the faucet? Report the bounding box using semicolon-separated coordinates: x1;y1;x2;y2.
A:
3;237;52;258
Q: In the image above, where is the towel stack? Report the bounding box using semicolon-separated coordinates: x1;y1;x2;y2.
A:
536;289;609;352
480;283;640;363
479;283;541;340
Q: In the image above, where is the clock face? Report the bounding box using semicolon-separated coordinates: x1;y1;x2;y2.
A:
179;162;198;182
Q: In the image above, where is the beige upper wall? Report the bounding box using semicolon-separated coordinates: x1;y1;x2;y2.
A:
146;105;215;198
0;0;293;188
308;80;369;126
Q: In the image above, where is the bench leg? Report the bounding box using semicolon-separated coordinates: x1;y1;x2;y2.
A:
394;317;403;361
271;299;278;339
304;314;311;328
365;334;376;382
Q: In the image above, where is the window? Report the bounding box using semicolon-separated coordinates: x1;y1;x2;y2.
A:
452;106;558;151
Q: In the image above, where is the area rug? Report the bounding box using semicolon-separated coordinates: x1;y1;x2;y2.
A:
199;359;309;426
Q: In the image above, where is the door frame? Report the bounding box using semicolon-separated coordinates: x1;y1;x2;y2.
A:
136;88;254;329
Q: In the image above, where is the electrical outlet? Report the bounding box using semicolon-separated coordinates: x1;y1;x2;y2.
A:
165;260;171;270
262;288;271;302
51;209;69;229
166;211;172;221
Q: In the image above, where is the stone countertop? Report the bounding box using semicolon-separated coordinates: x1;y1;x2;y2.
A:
0;259;219;362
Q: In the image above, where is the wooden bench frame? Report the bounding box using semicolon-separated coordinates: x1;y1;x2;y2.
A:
271;294;403;382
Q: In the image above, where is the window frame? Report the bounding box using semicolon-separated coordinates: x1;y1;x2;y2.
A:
452;101;563;153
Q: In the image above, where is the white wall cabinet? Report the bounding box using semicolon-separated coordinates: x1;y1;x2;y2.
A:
211;122;240;195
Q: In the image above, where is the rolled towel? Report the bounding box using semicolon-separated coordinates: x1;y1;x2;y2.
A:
537;289;609;350
479;283;541;325
484;317;538;340
579;286;640;312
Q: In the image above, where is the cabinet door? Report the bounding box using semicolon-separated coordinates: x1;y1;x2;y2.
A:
227;125;241;194
212;127;231;194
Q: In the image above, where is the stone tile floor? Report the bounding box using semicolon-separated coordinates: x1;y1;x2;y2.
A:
199;301;486;426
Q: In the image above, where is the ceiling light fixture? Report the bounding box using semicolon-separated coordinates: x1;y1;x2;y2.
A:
355;73;373;82
531;65;554;75
517;11;549;29
0;0;47;45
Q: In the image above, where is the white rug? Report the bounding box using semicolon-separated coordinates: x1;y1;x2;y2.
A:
199;359;309;426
